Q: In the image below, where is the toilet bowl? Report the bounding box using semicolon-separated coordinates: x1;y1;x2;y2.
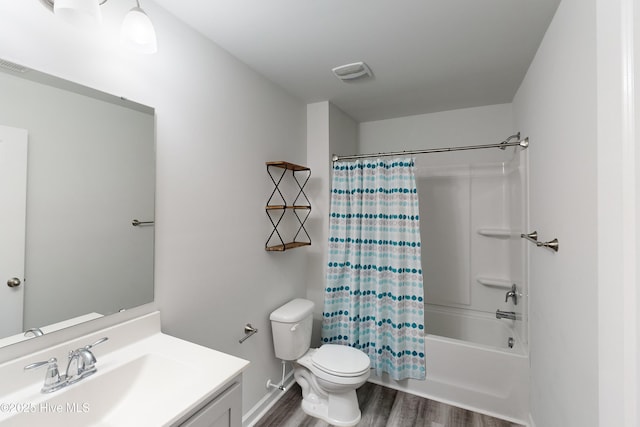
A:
270;299;370;427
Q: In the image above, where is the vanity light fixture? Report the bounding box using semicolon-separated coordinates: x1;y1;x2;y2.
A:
41;0;158;54
121;0;158;54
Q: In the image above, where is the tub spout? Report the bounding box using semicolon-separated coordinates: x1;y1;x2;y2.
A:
496;310;516;320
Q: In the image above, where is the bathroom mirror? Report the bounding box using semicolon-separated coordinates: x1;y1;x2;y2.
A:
0;60;155;347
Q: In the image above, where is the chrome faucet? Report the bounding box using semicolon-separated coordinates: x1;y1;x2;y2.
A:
496;310;516;320
505;284;518;305
66;337;108;384
24;337;108;393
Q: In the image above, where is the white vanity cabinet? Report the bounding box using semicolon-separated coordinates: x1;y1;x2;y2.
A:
177;375;243;427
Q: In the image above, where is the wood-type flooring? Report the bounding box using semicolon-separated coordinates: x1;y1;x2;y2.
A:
255;382;525;427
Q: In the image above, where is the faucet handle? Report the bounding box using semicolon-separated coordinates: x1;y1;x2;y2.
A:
85;336;108;350
77;336;108;378
24;357;57;371
24;358;66;393
505;284;518;305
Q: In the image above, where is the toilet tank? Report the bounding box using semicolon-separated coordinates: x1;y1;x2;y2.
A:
270;299;315;360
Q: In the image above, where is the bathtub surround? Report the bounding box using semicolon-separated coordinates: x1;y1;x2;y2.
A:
426;151;526;344
415;152;525;322
323;157;425;380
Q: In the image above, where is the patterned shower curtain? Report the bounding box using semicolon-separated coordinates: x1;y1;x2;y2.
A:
321;157;425;381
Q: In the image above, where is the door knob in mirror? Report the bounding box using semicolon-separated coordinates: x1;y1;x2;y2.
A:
7;277;21;288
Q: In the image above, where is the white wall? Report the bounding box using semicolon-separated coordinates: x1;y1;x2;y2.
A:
0;71;154;331
0;1;307;414
304;101;330;343
329;103;359;157
359;103;515;162
513;0;599;425
305;102;358;344
595;0;639;425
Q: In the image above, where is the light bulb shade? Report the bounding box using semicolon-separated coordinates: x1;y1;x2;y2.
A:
121;7;158;54
54;0;102;27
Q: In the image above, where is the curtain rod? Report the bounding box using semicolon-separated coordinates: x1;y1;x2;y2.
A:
332;134;529;163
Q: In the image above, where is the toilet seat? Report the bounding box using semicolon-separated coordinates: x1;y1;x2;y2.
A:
311;345;370;377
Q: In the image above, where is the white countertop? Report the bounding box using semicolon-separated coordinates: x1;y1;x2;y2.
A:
0;311;250;426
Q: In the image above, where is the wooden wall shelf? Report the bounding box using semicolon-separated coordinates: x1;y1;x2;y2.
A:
265;161;311;251
265;241;311;252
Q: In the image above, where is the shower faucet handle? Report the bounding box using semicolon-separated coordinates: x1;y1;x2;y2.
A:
505;284;518;305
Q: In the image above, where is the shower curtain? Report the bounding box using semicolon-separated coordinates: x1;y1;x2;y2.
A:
322;157;425;381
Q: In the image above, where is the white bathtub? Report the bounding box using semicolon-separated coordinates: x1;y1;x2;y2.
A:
368;305;529;424
424;304;525;350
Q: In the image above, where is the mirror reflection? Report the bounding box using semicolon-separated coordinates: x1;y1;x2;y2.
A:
0;60;155;347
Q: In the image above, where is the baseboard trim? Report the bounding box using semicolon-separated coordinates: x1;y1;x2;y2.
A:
242;373;295;427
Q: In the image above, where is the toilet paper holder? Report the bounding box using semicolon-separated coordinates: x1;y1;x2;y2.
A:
239;324;258;344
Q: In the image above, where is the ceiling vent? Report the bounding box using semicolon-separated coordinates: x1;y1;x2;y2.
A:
0;59;29;74
332;62;372;81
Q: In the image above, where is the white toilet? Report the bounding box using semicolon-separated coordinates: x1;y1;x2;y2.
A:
270;298;370;427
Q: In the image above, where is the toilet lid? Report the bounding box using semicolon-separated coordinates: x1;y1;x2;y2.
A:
311;345;370;377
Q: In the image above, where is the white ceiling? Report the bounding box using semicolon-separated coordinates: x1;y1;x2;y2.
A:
153;0;560;123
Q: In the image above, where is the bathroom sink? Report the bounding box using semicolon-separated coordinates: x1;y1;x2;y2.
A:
2;354;201;427
0;313;250;427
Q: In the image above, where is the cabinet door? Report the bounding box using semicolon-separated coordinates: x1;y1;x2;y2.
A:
179;381;242;427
